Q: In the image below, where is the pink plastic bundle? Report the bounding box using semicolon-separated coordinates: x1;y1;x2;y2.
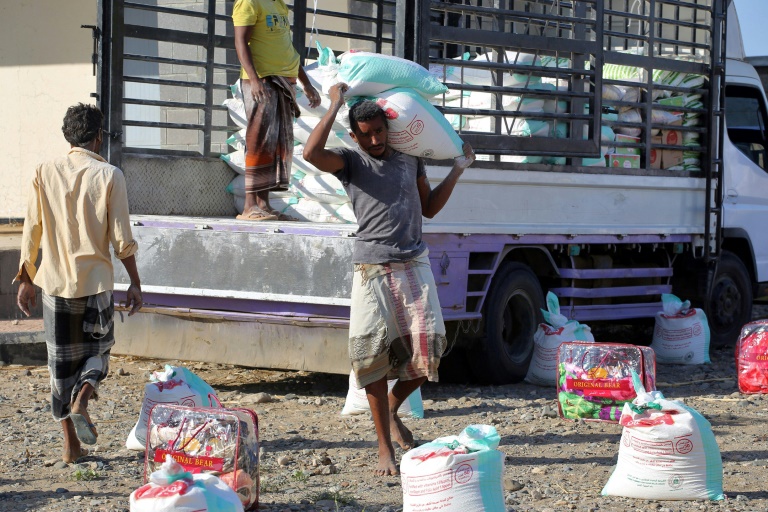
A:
736;320;768;393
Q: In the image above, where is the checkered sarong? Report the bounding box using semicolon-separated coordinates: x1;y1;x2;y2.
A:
348;250;447;388
43;293;115;421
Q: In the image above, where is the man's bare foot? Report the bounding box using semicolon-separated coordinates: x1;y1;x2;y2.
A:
389;413;415;451
62;446;89;464
375;445;399;476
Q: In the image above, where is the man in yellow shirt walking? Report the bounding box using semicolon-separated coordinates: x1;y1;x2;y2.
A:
232;0;320;221
15;103;143;463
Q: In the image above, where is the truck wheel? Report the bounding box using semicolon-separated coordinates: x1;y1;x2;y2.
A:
470;262;544;384
706;251;753;346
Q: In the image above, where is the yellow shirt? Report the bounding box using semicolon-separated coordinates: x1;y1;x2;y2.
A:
15;148;138;298
232;0;300;79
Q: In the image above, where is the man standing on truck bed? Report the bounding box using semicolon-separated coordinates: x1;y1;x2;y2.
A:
232;0;321;221
304;83;475;475
14;104;143;463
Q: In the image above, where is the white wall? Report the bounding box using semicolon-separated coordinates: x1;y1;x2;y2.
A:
0;0;97;219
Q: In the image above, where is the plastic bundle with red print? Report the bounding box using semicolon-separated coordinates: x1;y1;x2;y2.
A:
557;342;657;422
737;319;768;393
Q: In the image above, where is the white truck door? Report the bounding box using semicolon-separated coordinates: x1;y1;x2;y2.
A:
724;83;768;281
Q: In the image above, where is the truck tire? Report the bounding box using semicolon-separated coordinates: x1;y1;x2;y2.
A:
706;251;753;347
470;262;544;384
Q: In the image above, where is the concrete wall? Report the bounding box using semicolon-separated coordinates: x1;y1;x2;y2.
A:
0;0;98;220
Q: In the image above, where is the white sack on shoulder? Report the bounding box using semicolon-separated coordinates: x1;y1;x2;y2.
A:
338;51;448;98
375;88;465;159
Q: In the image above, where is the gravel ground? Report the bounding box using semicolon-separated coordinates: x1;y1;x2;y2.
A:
1;309;768;512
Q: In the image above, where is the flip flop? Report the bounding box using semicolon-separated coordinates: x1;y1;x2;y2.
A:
70;413;98;445
236;208;277;221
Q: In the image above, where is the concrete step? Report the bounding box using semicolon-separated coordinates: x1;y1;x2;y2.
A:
0;319;46;366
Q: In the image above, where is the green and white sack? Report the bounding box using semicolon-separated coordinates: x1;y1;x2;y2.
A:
341;371;423;419
526;292;595;386
602;389;724;500
650;293;711;364
401;425;504;512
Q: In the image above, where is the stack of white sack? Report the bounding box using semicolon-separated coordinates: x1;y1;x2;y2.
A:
525;291;594;386
602;386;724;501
340;370;424;419
226;170;355;224
400;425;504;511
125;365;221;451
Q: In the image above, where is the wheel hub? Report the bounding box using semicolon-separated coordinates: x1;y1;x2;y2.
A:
712;278;741;326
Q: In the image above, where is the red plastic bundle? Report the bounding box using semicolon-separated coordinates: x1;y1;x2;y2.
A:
736;320;768;394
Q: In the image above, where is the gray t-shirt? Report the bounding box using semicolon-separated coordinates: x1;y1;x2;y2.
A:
332;148;427;264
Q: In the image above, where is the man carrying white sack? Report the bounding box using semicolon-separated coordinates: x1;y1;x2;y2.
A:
304;82;475;476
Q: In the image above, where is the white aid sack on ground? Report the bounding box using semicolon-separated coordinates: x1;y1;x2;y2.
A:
651;293;711;364
223;98;247;130
130;454;243;512
340;371;423;419
290;173;349;205
375;88;465;159
602;390;724;501
220;150;245;175
526;292;594;386
338;51;448;98
226;129;246;152
126;365;221;451
401;425;504;512
294;116;355;148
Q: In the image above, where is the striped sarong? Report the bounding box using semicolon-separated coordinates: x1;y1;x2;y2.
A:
43;292;115;421
348;250;447;388
241;76;298;194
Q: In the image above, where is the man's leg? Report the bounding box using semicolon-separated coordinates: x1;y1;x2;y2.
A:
389;377;426;451
365;377;399;476
71;382;98;441
61;418;87;463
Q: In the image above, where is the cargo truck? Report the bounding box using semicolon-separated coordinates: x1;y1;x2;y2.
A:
94;0;768;383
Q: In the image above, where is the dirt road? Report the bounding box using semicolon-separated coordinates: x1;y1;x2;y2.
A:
1;326;768;511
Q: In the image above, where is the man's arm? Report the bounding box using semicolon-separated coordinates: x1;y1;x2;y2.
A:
234;25;265;102
418;142;475;219
16;266;36;318
303;83;348;173
298;66;321;108
119;255;142;316
15;171;43;317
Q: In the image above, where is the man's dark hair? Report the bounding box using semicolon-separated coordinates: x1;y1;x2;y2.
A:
62;103;104;147
348;100;388;134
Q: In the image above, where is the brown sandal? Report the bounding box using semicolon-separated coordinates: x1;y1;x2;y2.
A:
236;207;278;221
